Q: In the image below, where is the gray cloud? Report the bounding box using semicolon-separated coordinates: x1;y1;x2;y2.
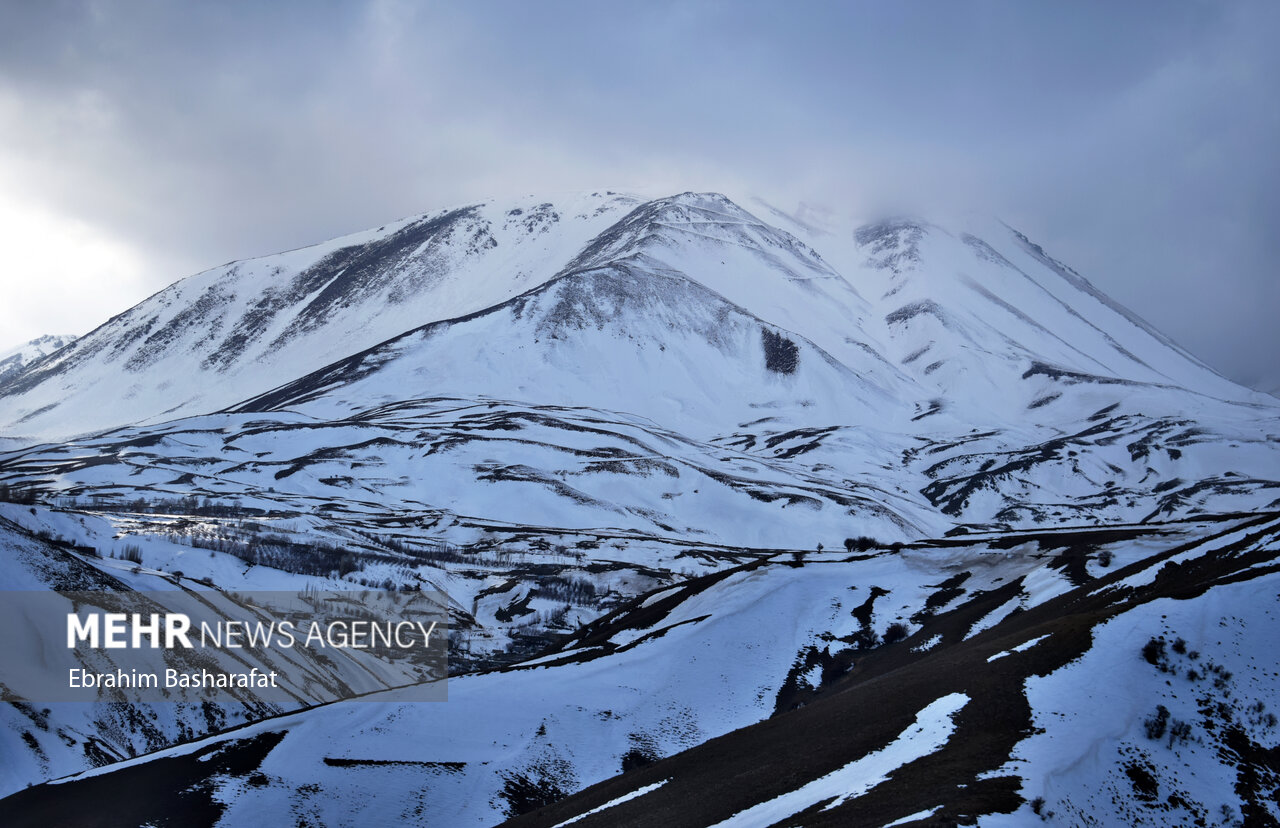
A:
0;0;1276;388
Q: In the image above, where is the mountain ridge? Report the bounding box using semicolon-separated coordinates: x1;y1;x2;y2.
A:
4;190;1271;443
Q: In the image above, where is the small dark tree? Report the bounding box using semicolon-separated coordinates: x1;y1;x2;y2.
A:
883;622;909;645
849;628;881;651
620;747;658;772
1141;637;1166;667
1144;705;1170;740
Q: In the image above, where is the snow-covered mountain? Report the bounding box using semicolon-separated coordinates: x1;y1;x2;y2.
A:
1;190;1278;826
2;192;1276;539
0;334;76;387
3;191;1269;442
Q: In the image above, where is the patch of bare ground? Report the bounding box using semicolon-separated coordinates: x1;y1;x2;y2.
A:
0;730;286;828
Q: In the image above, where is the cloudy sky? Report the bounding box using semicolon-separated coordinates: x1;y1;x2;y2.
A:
1;0;1277;388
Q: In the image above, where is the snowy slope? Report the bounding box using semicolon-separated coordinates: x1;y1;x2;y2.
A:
748;201;1268;422
0;194;640;441
0;508;442;797
514;515;1280;828
229;263;911;437
0;400;936;549
0;334;76;387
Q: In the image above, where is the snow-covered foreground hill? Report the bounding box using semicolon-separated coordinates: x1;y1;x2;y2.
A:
3;515;1277;826
0;508;448;798
0;190;1278;825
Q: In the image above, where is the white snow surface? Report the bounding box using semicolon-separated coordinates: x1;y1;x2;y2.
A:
883;807;942;826
987;634;1050;663
983;566;1280;826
